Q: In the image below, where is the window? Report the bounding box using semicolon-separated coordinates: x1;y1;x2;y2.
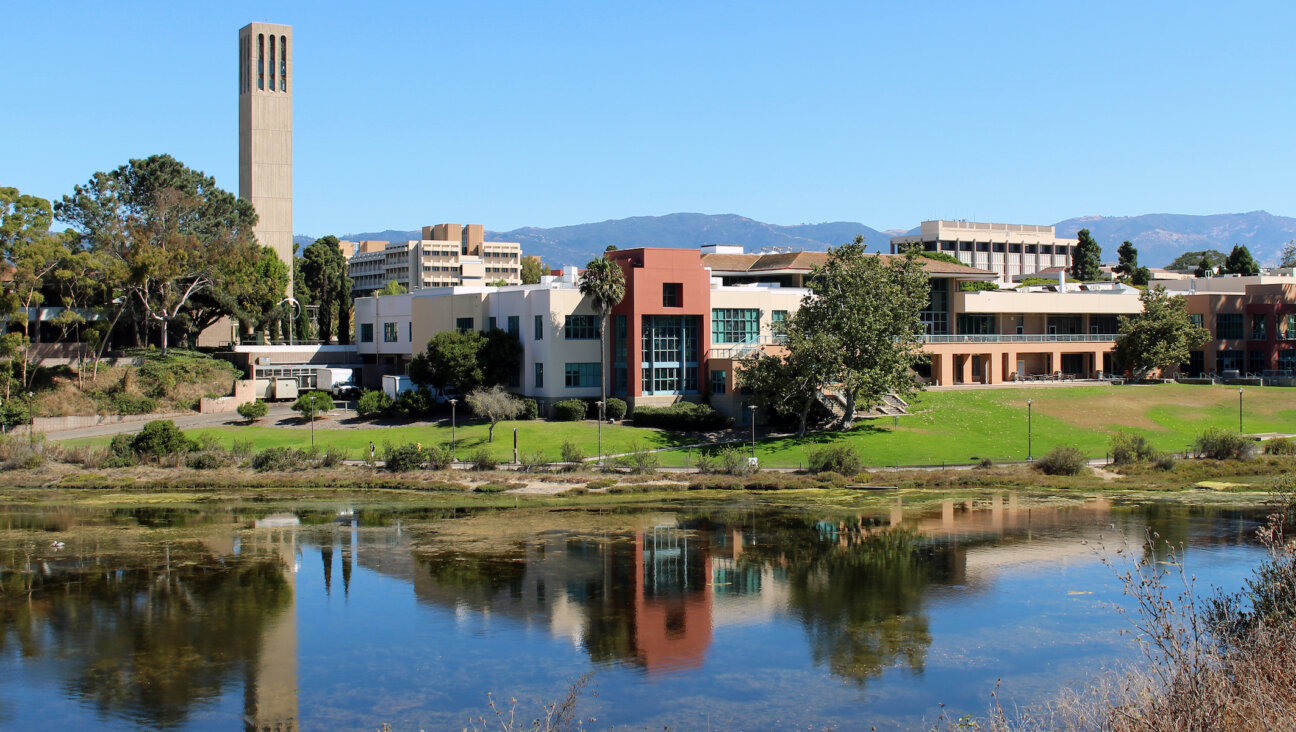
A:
534;362;543;389
920;280;948;335
508;315;520;337
455;317;474;333
408;322;412;342
1190;313;1205;328
1280;349;1296;373
564;314;599;339
941;241;956;251
360;323;373;343
269;34;276;90
1217;349;1244;372
711;369;727;394
1215;313;1243;340
712;308;760;343
957;314;995;335
1248;350;1266;374
772;310;788;325
663;282;682;307
279;35;287;91
1188;350;1204;376
1286;314;1296;340
1251;314;1268;340
534;315;544;340
993;243;1006;253
1016;315;1025;335
565;362;601;388
257;34;264;90
383;323;398;343
642;315;700;394
1009;244;1023;254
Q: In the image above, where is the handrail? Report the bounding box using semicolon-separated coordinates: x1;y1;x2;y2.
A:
922;333;1120;343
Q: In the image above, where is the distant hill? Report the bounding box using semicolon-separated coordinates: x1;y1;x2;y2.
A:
298;210;1296;269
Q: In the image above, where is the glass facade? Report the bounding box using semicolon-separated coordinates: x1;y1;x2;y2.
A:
564;315;599;339
1188;351;1204;376
712;308;759;344
1216;313;1243;340
1280;349;1296;372
1217;349;1244;372
565;362;601;388
957;314;995;335
1251;314;1267;340
612;315;628;395
921;280;948;335
642;315;700;395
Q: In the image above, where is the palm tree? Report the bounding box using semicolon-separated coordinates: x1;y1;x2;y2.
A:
577;257;626;442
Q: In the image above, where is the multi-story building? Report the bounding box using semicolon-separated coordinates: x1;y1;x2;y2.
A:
347;224;523;296
890;220;1076;282
1156;275;1296;376
356;245;1144;417
343;241;388;296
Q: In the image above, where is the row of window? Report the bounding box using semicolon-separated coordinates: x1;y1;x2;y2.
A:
927;241;1074;255
1209;313;1296;340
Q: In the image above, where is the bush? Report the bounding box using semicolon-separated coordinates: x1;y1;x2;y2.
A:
815;471;848;487
237;399;268;423
1111;431;1157;465
806;444;863;475
230;440;254;458
384;443;427;472
694;451;717;474
1155;452;1178;470
186;452;227;470
473;483;512;493
632;402;733;431
519;450;549;472
518;397;539;421
553;399;588;422
1194;427;1257;461
718;446;754;476
560;440;586;467
469;447;497;471
252;447;316;472
292;391;335;421
975;457;994;469
616;443;660;474
393;388;435;418
1034;445;1087;476
322;446;347;467
1263;437;1296;456
605;397;627;421
109;392;157;415
356;390;393;419
426;443;453;470
130;420;195;458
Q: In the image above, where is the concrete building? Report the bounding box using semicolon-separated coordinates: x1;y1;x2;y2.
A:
347;224;523;296
1154;275;1296;376
890;220;1076;282
238;22;294;294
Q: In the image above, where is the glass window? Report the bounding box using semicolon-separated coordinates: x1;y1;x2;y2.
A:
280;35;287;90
710;369;726;394
1215;313;1243;340
1285;314;1296;340
641;315;700;394
565;362;601;388
1217;349;1244;372
534;362;543;389
663;283;682;307
360;323;373;343
383;323;398;342
1188;351;1204;376
534;315;544;340
455;317;474;333
957;314;995;335
1251;314;1268;340
1190;313;1205;328
772;310;787;325
257;34;264;90
488;316;497;331
1248;350;1266;374
920;280;948;335
408;322;412;342
1279;349;1296;373
564;314;599;339
712;308;760;343
507;315;520;337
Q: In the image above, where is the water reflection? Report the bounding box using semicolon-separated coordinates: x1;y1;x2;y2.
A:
0;497;1268;730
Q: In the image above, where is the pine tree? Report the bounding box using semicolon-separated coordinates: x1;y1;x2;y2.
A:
1224;244;1260;276
1069;229;1102;281
1115;241;1139;279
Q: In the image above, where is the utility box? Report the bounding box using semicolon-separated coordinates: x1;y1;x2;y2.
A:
273;378;299;401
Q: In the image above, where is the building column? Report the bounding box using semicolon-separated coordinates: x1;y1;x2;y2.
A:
937;353;954;386
1093;349;1105;378
989;351;1003;384
960;353;974;384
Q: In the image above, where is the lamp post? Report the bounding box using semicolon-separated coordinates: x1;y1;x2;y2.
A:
597;400;605;467
748;404;758;464
448;398;458;464
1027;398;1033;462
1239;387;1244;434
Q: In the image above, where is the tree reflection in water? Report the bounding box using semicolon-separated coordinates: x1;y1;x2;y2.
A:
0;540;291;728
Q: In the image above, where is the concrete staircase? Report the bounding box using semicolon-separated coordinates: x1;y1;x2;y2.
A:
814;388;909;420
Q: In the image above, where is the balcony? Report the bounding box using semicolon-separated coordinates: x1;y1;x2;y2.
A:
923;333;1120;344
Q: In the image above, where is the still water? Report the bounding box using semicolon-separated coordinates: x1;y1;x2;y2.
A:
0;496;1270;731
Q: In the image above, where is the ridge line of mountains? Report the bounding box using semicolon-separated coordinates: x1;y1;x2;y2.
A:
293;211;1296;270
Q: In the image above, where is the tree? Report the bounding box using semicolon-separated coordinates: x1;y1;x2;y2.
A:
1131;266;1152;286
299;236;351;343
481;328;524;388
237;400;268;423
55;155;262;354
1280;241;1296;269
465;385;523;442
1170;249;1227;272
291;391;334;421
577;257;626;425
1195;256;1215;278
356;389;393;418
1069;229;1102;281
1115;241;1139;279
1114;286;1210;381
411;330;485;393
1224;244;1260;276
796;238;930;429
0;186;71;391
520;256;547;284
376;279;406;296
739;311;838;437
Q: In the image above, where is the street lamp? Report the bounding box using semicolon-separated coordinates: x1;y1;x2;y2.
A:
748;404;758;464
597;400;605;467
448;398;458;464
1239;387;1244;434
1027;398;1033;462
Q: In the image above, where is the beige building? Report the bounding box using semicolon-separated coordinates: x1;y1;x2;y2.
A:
239;22;294;295
890;220;1076;282
348;223;523;296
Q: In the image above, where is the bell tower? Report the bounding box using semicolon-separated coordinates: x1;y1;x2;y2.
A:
238;22;294;295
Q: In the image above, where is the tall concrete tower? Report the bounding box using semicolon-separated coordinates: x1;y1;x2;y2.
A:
238;22;294;295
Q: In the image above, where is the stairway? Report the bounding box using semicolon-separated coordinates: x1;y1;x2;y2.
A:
815;387;909;419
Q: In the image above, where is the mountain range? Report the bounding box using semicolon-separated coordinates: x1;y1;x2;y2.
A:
295;210;1296;269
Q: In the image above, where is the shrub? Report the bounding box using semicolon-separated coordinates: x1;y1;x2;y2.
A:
553;399;588;422
605;397;627;421
3;446;45;471
292;391;335;421
356;390;393;418
560;440;586;467
322;446;347;467
1194;427;1257;461
694;451;717;474
473;483;513;493
384;443;427;472
237;399;268;423
186;452;227;470
632;402;733;431
975;457;994;469
230;440;254;458
718;446;754;476
807;444;863;475
815;471;848;487
426;443;453;470
1155;452;1178;471
519;450;549;472
130;420;195;458
252;447;316;472
518;397;539;421
616;443;660;474
585;478;617;490
393;388;435;418
1111;431;1157;465
1034;445;1087;476
469;447;498;471
1263;437;1296;456
109;392;157;415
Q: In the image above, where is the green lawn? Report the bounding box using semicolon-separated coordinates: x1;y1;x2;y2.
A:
664;383;1296;468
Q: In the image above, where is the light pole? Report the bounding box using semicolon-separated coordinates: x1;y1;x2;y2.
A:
448;398;458;464
748;404;758;464
25;391;35;446
597;400;605;467
1027;398;1033;462
1239;387;1244;434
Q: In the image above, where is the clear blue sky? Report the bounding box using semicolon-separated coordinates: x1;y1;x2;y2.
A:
4;1;1295;236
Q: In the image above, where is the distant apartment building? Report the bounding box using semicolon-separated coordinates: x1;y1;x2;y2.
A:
355;244;1144;418
346;224;523;297
1155;275;1296;376
890;220;1077;282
